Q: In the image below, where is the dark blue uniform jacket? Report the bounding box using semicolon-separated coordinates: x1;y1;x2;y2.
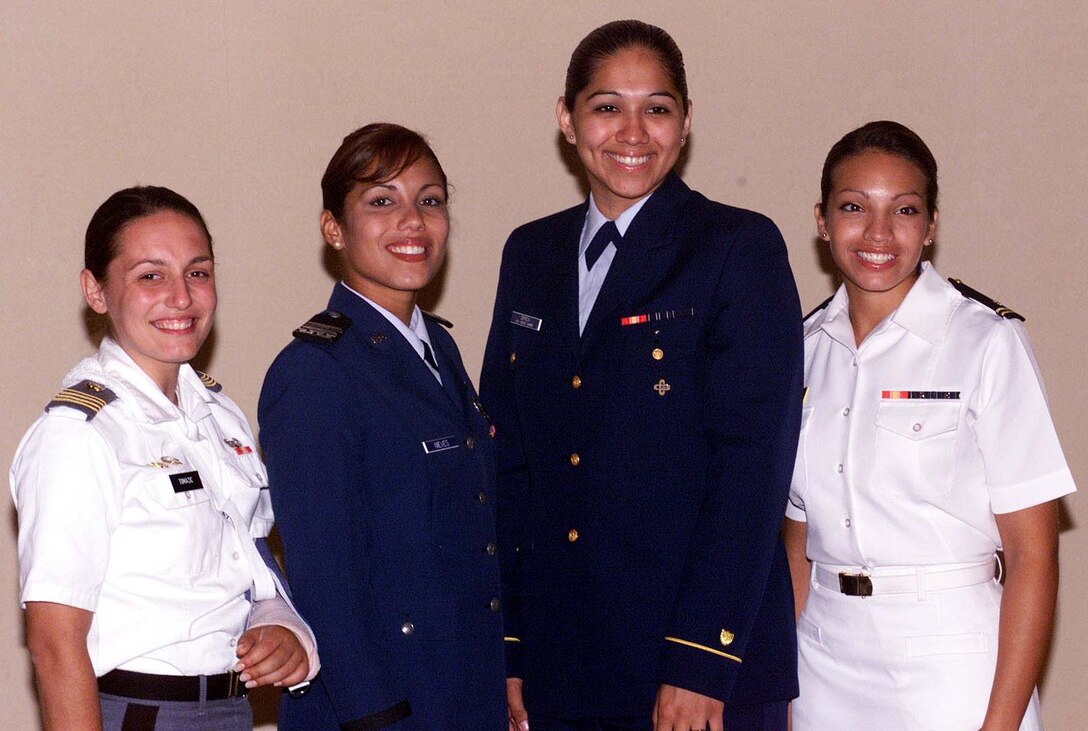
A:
480;173;803;719
260;284;507;730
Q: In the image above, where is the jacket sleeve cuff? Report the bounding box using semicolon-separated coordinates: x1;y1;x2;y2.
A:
657;634;742;702
339;699;412;731
504;635;523;678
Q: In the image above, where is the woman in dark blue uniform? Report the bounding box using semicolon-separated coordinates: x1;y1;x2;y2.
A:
259;123;507;730
480;20;803;731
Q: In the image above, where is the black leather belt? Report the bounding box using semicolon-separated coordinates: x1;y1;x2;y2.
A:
98;668;248;701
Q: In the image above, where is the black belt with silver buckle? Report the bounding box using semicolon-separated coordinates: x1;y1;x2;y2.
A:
97;668;248;701
838;573;874;597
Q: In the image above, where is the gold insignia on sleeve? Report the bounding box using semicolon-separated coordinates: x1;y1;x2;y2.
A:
720;629;735;647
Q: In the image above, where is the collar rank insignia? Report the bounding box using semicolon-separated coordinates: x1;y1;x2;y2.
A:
46;379;117;420
948;278;1024;321
197;371;222;392
224;437;253;455
148;456;184;469
294;310;352;344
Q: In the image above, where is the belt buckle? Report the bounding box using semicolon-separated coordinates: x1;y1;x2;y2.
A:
838;572;873;597
227;669;248;698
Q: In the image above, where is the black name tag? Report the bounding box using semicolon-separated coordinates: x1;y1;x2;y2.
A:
169;470;204;493
422;437;460;454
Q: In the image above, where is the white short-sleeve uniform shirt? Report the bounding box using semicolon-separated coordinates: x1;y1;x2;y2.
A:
787;263;1075;730
10;337;279;677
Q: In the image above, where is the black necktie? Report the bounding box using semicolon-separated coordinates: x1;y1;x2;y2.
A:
422;341;439;372
585;220;621;270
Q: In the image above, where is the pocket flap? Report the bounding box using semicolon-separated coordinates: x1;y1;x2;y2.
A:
875;401;959;441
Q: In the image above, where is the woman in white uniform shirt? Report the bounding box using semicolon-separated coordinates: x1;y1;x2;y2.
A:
10;186;317;730
783;121;1075;730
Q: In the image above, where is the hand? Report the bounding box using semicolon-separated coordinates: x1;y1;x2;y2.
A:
507;677;529;731
653;684;724;731
235;624;309;688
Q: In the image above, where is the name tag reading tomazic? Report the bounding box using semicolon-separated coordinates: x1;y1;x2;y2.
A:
169;470;204;493
422;437;460;454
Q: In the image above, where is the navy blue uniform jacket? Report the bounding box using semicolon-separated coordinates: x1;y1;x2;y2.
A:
479;173;803;718
259;284;507;730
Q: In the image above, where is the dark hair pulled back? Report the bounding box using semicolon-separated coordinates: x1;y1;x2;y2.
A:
820;120;939;219
85;186;213;282
564;19;688;111
321;123;448;221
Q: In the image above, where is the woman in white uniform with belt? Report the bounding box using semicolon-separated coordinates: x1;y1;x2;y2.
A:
10;186;318;730
783;121;1075;730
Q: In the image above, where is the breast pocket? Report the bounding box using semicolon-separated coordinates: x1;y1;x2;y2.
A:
138;468;220;576
875;401;960;500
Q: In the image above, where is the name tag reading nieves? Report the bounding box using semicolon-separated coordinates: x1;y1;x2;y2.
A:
422;436;460;454
170;470;204;493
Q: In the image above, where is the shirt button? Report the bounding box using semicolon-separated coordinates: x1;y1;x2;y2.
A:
571;375;582;389
570;453;581;466
401;621;414;636
489;598;501;612
465;436;476;449
842;407;850;417
486;542;497;556
476;491;488;504
843;518;852;528
651;347;664;361
232;551;240;560
912;423;922;433
568;529;579;542
852;358;858;367
509;352;517;365
836;463;844;474
229;638;237;647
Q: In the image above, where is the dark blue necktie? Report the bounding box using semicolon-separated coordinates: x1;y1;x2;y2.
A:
585;220;621;270
422;341;440;372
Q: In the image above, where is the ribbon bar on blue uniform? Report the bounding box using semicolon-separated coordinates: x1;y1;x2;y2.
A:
620;307;695;327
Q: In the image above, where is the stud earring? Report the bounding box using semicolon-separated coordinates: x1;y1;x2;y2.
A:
568;135;575;142
820;232;828;240
927;239;934;245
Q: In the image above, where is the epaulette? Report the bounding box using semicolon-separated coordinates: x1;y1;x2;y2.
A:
45;379;117;420
422;311;454;329
293;310;352;343
948;278;1025;321
197;371;223;392
804;295;834;322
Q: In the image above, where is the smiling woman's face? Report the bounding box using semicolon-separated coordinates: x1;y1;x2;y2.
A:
81;210;216;392
558;46;692;220
321;157;449;322
817;150;938;307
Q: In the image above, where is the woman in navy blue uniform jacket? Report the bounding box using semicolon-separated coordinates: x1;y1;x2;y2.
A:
259;124;507;730
480;21;803;731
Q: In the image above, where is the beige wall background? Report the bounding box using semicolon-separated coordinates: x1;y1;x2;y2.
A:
2;1;1084;728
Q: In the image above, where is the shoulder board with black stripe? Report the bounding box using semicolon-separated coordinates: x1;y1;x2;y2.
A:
293;310;352;343
197;371;222;392
422;311;453;329
804;295;834;322
45;379;117;420
948;278;1025;321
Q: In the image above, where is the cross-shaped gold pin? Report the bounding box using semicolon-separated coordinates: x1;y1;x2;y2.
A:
654;379;671;397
